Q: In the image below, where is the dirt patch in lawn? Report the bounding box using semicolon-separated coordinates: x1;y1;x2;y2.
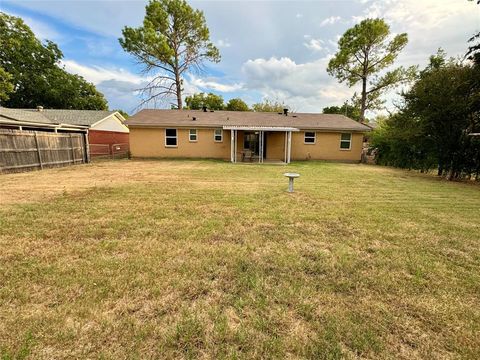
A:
0;160;211;206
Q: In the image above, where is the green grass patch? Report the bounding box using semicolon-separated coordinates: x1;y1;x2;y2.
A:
0;160;479;358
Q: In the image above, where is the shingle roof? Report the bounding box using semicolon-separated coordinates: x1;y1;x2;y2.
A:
0;107;54;124
22;109;117;126
127;109;372;132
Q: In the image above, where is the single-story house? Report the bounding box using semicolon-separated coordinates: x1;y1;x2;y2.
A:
127;109;372;163
1;107;129;157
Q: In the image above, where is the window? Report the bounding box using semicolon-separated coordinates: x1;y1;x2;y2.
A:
304;131;316;144
189;129;197;142
340;133;352;150
214;129;223;142
165;128;177;147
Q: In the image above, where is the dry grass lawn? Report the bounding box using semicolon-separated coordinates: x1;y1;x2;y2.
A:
0;159;479;359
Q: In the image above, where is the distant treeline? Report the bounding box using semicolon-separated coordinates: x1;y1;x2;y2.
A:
183;93;290;113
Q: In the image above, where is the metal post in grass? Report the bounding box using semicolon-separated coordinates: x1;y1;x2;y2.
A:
284;172;300;193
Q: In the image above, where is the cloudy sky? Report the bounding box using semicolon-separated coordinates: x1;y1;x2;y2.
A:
2;0;479;115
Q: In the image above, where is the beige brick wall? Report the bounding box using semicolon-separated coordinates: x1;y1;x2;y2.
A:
130;127;364;162
130;127;231;159
290;131;363;161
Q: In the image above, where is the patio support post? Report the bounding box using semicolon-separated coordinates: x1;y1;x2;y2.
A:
230;129;235;163
258;131;262;163
284;131;287;163
287;131;292;164
234;130;238;163
262;131;265;163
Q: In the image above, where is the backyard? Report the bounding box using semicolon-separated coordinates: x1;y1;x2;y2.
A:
0;160;479;359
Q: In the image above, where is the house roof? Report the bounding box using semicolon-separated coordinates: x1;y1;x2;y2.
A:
21;109;118;126
0;107;55;124
0;107;90;131
127;109;372;132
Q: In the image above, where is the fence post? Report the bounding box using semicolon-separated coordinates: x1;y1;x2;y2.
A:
70;134;76;164
34;132;43;170
84;131;90;164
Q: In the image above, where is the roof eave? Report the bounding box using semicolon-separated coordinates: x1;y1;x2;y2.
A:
127;123;371;132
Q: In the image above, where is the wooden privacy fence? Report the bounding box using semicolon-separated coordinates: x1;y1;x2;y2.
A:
90;142;129;159
0;129;88;174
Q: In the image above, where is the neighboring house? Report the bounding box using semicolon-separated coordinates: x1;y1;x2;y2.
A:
127;109;371;163
0;107;91;173
1;107;129;157
24;109;129;155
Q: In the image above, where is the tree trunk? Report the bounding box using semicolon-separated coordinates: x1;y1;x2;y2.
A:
174;69;182;110
437;163;443;176
173;45;183;110
360;77;367;123
176;80;182;110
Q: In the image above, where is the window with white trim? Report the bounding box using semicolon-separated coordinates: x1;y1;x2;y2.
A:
340;133;352;150
214;129;223;142
304;131;316;144
189;129;197;142
165;128;177;147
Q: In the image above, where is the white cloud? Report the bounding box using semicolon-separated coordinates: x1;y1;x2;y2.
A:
352;0;477;32
187;74;243;93
320;16;341;27
296;13;303;19
61;60;147;85
6;1;143;38
216;39;231;48
6;11;61;41
304;38;324;52
61;59;244;110
350;0;478;68
60;60;154;112
242;56;351;112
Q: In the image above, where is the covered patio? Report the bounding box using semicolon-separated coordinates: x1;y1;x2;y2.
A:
224;125;299;164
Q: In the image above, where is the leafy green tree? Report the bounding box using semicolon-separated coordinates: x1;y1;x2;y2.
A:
371;51;480;180
185;93;203;110
0;12;107;110
226;98;249;111
0;66;14;103
323;102;361;121
185;92;224;110
466;1;480;64
371;111;437;172
252;99;288;113
46;68;108;110
327;18;416;122
119;0;220;110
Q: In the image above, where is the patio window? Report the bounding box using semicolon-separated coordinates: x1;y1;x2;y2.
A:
340;133;352;150
165;128;177;147
214;129;223;142
304;131;316;144
189;129;197;142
